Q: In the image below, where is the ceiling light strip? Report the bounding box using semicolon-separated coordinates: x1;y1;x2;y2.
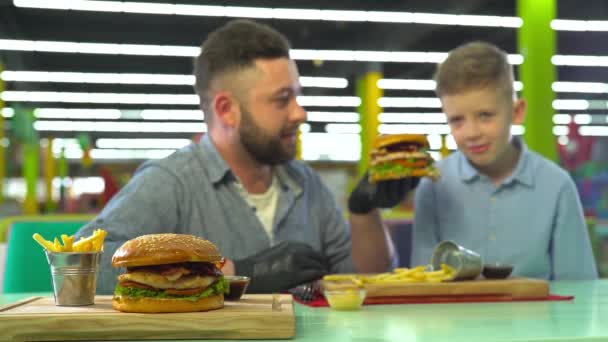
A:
13;0;522;27
33;120;207;133
0;71;347;88
551;19;608;32
1;91;361;107
0;39;522;64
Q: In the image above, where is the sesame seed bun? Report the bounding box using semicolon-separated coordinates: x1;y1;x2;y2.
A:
112;234;222;268
372;134;430;150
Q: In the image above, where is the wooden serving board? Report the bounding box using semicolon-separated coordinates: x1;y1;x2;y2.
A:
323;277;549;299
0;294;294;341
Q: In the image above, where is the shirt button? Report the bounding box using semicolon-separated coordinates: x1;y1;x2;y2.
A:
491;196;497;203
489;233;496;241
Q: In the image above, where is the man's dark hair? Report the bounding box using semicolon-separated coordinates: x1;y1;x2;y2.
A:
193;19;291;123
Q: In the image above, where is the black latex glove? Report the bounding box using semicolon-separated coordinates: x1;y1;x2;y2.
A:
234;241;329;293
348;173;420;214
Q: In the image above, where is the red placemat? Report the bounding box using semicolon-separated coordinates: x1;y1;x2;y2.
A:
294;294;574;307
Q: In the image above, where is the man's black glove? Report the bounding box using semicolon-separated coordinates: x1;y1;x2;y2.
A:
234;241;329;293
347;173;420;214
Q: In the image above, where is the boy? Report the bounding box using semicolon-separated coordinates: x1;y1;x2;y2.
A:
412;41;597;280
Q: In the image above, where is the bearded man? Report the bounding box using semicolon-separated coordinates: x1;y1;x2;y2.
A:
78;20;413;295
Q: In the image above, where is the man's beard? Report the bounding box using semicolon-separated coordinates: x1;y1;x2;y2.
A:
239;108;297;165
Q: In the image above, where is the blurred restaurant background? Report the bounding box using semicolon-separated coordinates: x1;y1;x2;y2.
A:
1;0;608;289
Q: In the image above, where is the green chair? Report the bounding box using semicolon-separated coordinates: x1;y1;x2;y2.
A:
3;221;88;293
0;214;94;242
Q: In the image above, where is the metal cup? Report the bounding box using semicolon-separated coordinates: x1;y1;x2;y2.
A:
45;251;102;306
431;241;483;280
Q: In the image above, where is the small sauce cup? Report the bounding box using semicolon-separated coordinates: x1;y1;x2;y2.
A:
324;288;367;311
482;263;514;279
224;276;250;301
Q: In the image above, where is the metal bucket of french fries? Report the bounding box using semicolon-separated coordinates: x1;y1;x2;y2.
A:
431;240;483;280
46;250;102;306
33;229;107;306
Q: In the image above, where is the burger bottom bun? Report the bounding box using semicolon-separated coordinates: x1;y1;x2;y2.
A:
112;293;224;313
369;168;440;183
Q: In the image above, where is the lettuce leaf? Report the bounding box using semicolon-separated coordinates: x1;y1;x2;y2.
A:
370;162;437;178
115;276;229;302
370;163;411;176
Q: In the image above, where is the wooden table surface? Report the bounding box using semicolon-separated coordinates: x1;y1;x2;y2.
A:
1;279;607;342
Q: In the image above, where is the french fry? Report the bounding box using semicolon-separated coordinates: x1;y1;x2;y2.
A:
425;270;448;277
369;273;392;281
323;263;457;286
439;263;456;280
73;237;88;252
381;278;421;283
91;229;108;252
90;238;102;252
53;238;64;252
426;277;444;283
383;273;411;281
409;271;426;280
323;274;361;282
404;266;427;275
73;230;103;252
82;241;93;252
33;233;56;252
32;229;108;253
351;278;364;287
61;234;75;251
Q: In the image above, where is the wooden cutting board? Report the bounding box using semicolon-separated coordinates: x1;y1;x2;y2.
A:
0;294;295;342
323;277;549;299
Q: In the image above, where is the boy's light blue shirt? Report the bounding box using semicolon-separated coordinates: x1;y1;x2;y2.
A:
413;138;598;280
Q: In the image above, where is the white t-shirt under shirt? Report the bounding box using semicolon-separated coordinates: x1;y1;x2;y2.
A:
234;173;280;242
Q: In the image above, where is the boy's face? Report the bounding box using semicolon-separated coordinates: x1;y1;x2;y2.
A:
441;86;525;169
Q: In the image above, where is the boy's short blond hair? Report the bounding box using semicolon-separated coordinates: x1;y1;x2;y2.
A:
434;41;514;102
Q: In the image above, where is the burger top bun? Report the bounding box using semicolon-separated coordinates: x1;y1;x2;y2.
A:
112;233;222;268
372;134;430;150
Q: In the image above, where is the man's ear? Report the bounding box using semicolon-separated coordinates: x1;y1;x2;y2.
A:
213;91;240;127
512;98;527;125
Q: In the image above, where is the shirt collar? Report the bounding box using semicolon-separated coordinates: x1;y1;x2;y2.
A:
275;165;304;197
458;151;479;182
200;134;234;184
200;134;304;195
457;136;535;187
503;137;534;187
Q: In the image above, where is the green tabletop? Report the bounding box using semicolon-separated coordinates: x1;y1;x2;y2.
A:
1;280;607;342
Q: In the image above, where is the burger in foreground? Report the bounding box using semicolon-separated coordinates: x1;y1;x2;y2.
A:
369;134;440;183
111;234;228;313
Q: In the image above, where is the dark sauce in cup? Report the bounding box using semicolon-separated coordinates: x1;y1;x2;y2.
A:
225;276;250;301
482;263;514;279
